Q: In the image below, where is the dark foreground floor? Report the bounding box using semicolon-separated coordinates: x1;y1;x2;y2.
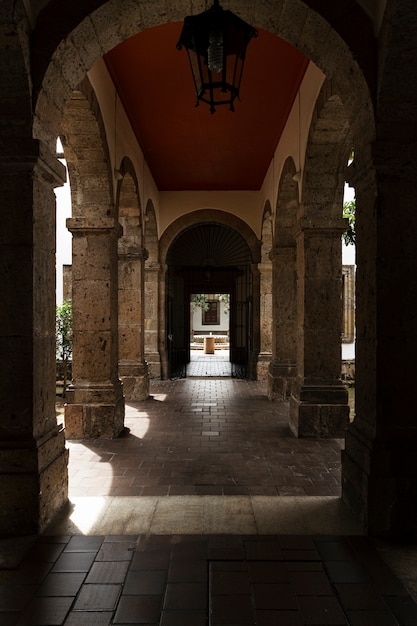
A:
2;368;416;625
2;533;417;625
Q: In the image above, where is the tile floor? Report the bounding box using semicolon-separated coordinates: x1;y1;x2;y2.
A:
2;533;417;625
1;356;416;625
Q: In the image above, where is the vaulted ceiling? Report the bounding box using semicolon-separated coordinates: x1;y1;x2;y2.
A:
105;22;309;191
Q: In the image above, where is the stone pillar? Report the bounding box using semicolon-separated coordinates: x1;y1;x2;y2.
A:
268;246;297;400
289;217;350;437
342;146;417;538
250;263;261;380
65;217;124;438
257;261;273;380
118;246;149;400
158;264;169;379
144;261;162;378
0;139;68;534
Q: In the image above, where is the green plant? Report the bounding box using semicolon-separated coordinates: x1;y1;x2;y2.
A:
56;299;72;396
343;199;356;246
191;294;209;311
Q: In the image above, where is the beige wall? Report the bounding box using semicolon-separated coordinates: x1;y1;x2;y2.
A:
88;58;324;242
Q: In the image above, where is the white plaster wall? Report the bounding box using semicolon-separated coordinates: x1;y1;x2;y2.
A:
192;301;229;334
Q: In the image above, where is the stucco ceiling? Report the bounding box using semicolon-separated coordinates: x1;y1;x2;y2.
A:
105;22;309;191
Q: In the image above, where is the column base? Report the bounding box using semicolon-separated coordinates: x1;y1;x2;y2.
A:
343;422;417;539
267;361;297;400
144;351;162;379
64;380;125;439
119;360;150;401
256;352;272;381
289;383;350;437
0;427;68;535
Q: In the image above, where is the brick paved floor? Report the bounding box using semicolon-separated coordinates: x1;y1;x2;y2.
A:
68;375;342;498
2;360;417;625
2;533;417;625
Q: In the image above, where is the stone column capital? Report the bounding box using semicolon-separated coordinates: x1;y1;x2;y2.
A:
67;216;123;238
0;137;66;187
269;246;296;262
295;216;347;237
118;244;148;260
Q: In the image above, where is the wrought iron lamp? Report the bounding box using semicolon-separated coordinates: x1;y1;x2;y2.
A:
176;0;258;113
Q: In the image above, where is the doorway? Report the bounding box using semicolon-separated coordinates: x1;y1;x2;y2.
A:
165;222;256;379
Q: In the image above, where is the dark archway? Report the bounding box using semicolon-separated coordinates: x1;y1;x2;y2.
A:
166;223;256;379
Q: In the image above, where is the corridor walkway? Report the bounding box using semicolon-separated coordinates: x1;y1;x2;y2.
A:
1;374;416;625
67;377;342;498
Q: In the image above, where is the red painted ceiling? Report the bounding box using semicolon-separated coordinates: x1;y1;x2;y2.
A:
105;22;309;191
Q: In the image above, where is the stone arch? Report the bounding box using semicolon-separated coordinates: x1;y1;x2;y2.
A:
160;209;261;266
159;210;261;380
303;81;353;219
31;0;374;164
61;77;113;219
267;157;298;400
143;200;161;378
289;81;351;437
61;80;124;439
116;156;149;400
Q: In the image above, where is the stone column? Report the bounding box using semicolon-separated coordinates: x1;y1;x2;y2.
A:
144;260;162;378
289;217;350;437
159;264;169;379
250;263;261;379
65;217;124;438
267;246;297;400
0;139;68;534
118;245;149;400
257;261;273;380
343;145;417;538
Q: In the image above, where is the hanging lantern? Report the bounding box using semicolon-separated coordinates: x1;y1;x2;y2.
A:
176;0;258;113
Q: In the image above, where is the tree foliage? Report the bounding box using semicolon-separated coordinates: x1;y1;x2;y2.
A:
191;293;230;314
56;300;72;396
343;199;356;246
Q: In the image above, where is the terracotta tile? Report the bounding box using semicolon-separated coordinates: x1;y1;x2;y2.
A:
73;583;122;611
289;570;334;595
64;536;104;552
37;572;86;596
168;559;207;582
113;594;163;623
95;540;136;561
248;561;289;583
85;561;130;584
160;609;207;625
325;560;372;583
255;610;303;625
252;583;298;610
17;595;74;625
163;582;207;610
211;593;255;624
63;612;113;625
346;609;400;625
0;584;38;610
123;570;167;595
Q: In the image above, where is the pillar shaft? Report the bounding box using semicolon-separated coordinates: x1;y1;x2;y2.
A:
118;247;149;400
257;261;272;380
0;139;68;534
343;146;417;537
144;262;162;378
268;246;297;400
290;217;349;437
65;217;124;438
